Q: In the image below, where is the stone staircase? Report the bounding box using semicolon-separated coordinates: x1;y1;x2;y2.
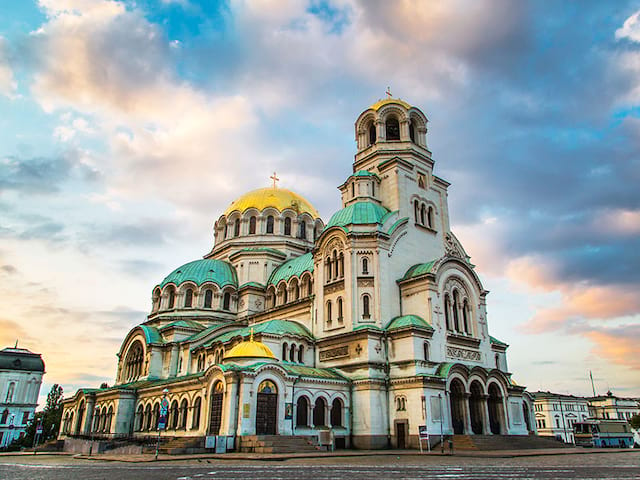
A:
238;435;322;453
143;436;206;455
452;434;571;451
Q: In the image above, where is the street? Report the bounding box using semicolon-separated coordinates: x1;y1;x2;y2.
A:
0;451;639;480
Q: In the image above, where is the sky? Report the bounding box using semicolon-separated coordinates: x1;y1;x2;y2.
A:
0;0;639;407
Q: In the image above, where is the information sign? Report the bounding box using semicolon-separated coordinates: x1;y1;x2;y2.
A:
418;425;430;453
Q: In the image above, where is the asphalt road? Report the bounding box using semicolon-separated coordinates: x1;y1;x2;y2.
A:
0;452;638;480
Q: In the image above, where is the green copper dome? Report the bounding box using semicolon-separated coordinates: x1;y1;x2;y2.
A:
267;253;313;286
158;259;237;289
326;201;392;229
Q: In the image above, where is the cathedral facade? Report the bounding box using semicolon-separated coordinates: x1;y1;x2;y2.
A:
60;99;533;450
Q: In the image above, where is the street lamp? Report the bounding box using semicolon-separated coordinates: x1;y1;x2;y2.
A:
155;388;169;461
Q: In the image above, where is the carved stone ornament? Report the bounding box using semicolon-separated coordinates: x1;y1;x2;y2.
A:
446;346;481;362
238;299;245;308
444;232;465;258
254;299;263;309
319;345;350;361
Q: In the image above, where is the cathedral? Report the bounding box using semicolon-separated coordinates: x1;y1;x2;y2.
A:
60;98;534;451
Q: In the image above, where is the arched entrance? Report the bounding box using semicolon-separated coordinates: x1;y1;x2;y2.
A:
209;381;224;435
449;379;466;434
75;401;85;435
256;380;278;435
469;381;484;434
488;383;504;434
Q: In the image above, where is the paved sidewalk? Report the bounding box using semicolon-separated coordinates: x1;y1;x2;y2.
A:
66;447;639;462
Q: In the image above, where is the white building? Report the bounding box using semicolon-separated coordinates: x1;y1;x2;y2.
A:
0;346;45;448
532;391;590;443
60;98;533;451
588;391;640;422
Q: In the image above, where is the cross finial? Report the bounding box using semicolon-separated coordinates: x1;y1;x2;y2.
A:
14;339;18;348
249;327;254;342
386;86;392;98
270;171;280;188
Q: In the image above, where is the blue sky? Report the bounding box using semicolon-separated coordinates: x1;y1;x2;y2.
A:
1;0;639;404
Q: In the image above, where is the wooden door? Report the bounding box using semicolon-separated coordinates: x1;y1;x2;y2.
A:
209;393;223;435
396;422;406;449
256;393;277;435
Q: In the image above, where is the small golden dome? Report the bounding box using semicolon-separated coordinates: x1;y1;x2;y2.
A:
223;333;276;360
223;187;320;218
370;98;412;111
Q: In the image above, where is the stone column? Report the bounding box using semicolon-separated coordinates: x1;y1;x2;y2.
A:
463;393;472;434
326;403;332;428
307;403;313;428
481;394;491;434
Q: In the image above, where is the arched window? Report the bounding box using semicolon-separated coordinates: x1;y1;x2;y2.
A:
362;294;371;318
445;295;452;330
192;397;201;430
179;399;188;429
153;403;160;430
170;400;179;430
386;116;400;140
292;282;299;301
124;341;144;382
362;258;369;275
409;120;416;142
428;206;434;228
282;343;288;361
135;405;144;431
266;215;274;234
298;220;306;239
313;398;327;427
337;297;343;321
463;300;470;334
284;217;292;236
368;123;376;145
423;342;430;361
351;182;355;197
420;204;426;225
495;354;501;369
298;345;304;363
223;223;228;239
144;404;152;430
289;344;296;362
5;382;15;403
326;300;332;323
331;398;343;427
453;290;460;332
167;289;175;309
106;406;113;432
414;200;419;223
204;289;213;308
326;257;332;281
152;288;161;311
223;292;231;311
338;253;344;277
233;219;240;237
249;216;257;234
296;396;309;426
184;288;193;308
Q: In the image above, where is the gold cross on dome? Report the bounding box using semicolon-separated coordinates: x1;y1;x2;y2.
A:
386;86;392;98
270;172;280;188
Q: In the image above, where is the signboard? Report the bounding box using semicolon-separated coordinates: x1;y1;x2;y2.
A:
158;413;167;430
161;398;169;410
418;425;430;453
215;436;227;453
243;403;251;418
205;436;216;449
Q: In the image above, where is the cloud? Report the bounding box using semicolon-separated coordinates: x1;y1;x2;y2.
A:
583;324;640;370
616;10;640;43
0;36;17;97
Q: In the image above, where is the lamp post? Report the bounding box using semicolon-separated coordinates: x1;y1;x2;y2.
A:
155;388;169;461
7;414;15;448
438;393;444;453
89;405;100;456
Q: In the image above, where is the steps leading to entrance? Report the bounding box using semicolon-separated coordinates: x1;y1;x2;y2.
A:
238;435;322;453
142;436;206;455
452;434;571;451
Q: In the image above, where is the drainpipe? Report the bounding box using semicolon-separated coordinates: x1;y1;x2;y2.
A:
234;371;242;448
383;330;391;449
348;381;354;448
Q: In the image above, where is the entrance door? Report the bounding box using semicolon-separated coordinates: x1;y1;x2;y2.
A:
449;379;465;434
256;380;278;435
209;381;224;435
396;422;406;449
469;381;484;434
488;384;503;434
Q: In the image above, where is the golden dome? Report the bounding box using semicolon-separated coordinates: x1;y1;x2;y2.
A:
223;187;320;218
370;98;412;111
223;335;276;360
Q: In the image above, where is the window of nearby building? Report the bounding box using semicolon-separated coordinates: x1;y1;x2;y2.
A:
22;412;29;425
5;383;15;403
1;409;8;424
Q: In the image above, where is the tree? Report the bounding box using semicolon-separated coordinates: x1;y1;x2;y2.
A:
630;414;640;430
12;384;64;449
